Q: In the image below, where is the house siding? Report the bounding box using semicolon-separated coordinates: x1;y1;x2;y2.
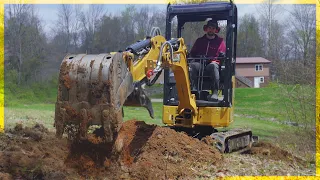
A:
242;76;270;88
235;63;269;77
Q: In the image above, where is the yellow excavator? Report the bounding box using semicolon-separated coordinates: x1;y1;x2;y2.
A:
54;1;256;153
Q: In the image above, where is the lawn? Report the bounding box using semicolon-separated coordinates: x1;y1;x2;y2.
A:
4;85;314;142
3;102;294;142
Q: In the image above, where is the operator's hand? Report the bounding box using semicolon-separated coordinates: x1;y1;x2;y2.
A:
218;52;226;58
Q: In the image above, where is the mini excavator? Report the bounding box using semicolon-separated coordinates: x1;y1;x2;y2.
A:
54;1;256;153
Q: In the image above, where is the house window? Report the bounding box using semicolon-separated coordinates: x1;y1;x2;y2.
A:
260;77;264;83
255;64;263;71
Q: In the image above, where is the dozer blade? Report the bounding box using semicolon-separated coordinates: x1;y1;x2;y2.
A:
211;129;254;153
54;52;153;142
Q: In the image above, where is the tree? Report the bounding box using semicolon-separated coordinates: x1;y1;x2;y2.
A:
237;14;262;57
79;5;105;53
134;6;151;40
54;5;83;53
5;4;47;84
118;5;137;48
287;5;316;65
256;0;285;79
256;0;283;60
5;4;31;84
94;14;123;52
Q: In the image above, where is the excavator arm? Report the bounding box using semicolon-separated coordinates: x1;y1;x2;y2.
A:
121;35;167;118
155;38;197;118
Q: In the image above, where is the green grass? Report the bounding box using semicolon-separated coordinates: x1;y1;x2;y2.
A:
226;116;295;141
8;103;55;111
234;87;287;120
235;85;315;126
5;104;55;130
123;102;163;125
4;102;291;141
4;84;314;141
149;93;163;99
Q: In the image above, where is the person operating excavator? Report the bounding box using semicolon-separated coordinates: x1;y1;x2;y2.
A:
189;20;226;101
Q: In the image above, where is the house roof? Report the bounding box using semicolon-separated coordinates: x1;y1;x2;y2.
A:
236;57;271;64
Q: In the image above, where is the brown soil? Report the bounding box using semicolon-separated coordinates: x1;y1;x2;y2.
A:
0;123;76;180
65;120;223;179
0;121;308;179
242;142;306;165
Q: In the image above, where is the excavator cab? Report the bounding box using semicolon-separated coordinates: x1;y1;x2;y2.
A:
163;1;237;107
161;2;253;152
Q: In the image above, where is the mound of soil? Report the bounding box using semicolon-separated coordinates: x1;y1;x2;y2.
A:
0;121;308;179
242;142;305;165
0;120;222;180
66;120;222;179
0;123;78;180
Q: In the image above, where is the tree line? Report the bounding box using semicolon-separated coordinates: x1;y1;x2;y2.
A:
4;3;316;86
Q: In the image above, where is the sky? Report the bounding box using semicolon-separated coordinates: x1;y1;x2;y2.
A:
32;4;293;34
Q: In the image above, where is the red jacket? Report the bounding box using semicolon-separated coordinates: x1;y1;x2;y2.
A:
190;34;226;58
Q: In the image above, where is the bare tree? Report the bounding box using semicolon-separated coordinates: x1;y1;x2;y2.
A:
5;4;47;84
237;14;263;57
71;5;82;51
57;5;72;53
288;5;316;65
134;6;151;40
5;4;31;84
79;5;105;53
118;5;136;48
256;0;283;59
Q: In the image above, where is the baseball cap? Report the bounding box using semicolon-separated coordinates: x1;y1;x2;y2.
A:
206;20;218;28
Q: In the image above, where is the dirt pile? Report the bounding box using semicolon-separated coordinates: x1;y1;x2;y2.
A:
0;121;222;180
116;120;222;179
66;120;223;179
0;121;309;179
242;142;306;165
0;123;79;180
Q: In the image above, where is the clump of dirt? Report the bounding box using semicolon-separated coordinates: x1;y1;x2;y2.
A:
8;123;49;141
242;142;306;165
201;135;217;146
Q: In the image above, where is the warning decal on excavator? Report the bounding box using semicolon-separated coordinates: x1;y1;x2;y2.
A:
172;54;181;62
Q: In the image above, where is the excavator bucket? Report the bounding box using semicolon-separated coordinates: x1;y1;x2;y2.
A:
54;52;153;142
